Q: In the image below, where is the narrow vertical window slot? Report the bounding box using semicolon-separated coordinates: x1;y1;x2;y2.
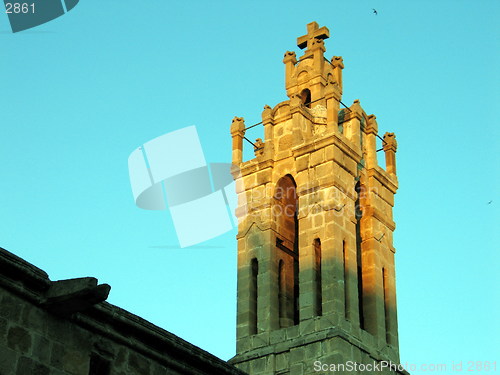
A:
250;258;259;335
314;239;322;316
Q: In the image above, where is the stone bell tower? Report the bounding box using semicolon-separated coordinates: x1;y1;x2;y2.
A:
229;22;407;375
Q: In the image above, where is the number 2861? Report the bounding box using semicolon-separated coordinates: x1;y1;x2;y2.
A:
5;3;35;14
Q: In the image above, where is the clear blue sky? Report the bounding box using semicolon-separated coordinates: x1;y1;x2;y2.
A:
1;0;498;373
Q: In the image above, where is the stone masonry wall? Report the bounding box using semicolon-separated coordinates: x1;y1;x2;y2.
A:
0;247;245;375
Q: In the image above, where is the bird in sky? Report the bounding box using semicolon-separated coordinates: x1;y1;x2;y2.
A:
487;200;493;205
373;8;378;15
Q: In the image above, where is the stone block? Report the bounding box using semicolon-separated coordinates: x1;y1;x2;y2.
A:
31;334;51;363
128;352;151;374
299;319;316;336
278;134;293;151
55;345;89;375
21;305;47;335
256;170;271;186
320;348;344;365
235;178;246;194
300;307;315;324
287;325;300;340
47;319;71;344
49;342;65;369
304;341;322;363
289;362;304;375
275;353;288;372
235;361;250;374
0;293;23;322
315;161;333;180
296;170;310;192
250;356;269;374
300;289;315;307
332;145;344;162
325;145;334;160
310;149;325;167
7;325;32;354
269;329;286;344
114;347;127;369
0;317;7;338
243;174;258;191
290;347;305;363
236;337;251;353
252;185;267;206
0;345;18;375
16;356;50;375
252;333;269;349
151;365;169;375
295;154;309;172
313;214;324;228
344;156;358;175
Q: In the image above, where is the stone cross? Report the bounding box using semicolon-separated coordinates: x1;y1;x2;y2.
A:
297;21;330;50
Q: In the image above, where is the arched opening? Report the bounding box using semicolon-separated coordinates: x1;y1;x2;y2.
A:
314;238;322;317
278;259;286;327
274;175;299;327
355;181;365;330
300;88;312;108
249;258;259;335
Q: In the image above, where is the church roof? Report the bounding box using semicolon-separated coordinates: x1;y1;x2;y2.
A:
0;246;245;375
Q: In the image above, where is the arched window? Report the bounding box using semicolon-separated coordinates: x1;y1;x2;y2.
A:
249;258;259;335
274;175;299;327
278;259;286;327
300;88;312;108
314;238;322;316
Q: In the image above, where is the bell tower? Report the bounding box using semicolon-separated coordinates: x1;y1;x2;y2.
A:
229;22;407;375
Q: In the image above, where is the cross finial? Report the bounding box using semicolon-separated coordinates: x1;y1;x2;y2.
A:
297;21;330;50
